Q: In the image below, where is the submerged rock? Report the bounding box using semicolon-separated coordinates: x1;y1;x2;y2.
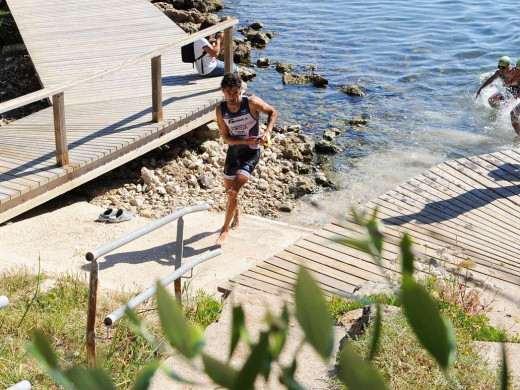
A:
340;84;365;97
275;63;294;74
282;73;328;88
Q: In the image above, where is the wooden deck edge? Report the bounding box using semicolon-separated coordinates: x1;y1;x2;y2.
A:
0;104;218;224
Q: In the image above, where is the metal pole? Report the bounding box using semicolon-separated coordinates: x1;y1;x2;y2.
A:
174;217;184;303
104;249;222;326
86;204;209;261
86;260;98;368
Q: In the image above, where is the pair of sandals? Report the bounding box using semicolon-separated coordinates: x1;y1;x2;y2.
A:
98;208;133;223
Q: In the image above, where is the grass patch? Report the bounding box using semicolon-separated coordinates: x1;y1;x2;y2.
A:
0;267;223;388
341;314;505;390
327;293;401;321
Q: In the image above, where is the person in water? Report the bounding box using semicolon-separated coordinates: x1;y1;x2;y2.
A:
476;56;517;107
215;72;277;246
509;59;520;135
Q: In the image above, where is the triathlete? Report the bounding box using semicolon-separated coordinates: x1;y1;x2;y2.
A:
215;72;277;246
476;56;516;107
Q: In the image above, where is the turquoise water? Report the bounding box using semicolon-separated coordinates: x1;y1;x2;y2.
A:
222;0;520;225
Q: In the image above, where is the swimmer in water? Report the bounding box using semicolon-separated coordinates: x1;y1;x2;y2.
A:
476;56;516;107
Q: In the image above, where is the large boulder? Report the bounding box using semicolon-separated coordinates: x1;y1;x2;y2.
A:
239;67;257;82
233;39;251;64
315;139;341;154
245;31;270;47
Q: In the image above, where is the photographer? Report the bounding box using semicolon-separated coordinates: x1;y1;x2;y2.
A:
194;19;238;77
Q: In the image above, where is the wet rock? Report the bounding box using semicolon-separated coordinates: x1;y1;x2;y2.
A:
275;63;294;74
282;73;328;88
245;30;270;47
265;31;275;39
323;130;336;141
248;21;264;30
234;38;252;64
340;84;365;97
315;139;341;154
315;171;334;188
348;116;370;126
289;178;315;197
257;57;269;67
184;0;223;13
239;67;257;82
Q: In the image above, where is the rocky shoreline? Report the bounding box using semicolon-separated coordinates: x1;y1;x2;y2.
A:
83;121;336;219
0;0;352;222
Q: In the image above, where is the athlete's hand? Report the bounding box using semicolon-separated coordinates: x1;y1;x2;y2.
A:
247;136;264;146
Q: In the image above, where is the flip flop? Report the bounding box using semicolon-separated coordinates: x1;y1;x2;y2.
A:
107;209;133;223
98;208;118;221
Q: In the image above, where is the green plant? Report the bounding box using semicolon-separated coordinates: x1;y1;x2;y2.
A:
27;208;514;390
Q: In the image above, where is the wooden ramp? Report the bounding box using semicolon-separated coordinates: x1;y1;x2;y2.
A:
0;0;231;223
222;149;520;298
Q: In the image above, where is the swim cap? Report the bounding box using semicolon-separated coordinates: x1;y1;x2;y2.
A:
498;56;511;66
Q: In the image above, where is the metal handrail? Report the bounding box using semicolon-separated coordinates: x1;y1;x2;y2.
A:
86;203;210;261
84;203;218;367
104;248;221;326
0;18;238;115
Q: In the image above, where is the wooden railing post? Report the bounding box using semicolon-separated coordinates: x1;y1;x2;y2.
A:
86;259;98;368
52;92;69;166
224;27;234;73
151;55;163;123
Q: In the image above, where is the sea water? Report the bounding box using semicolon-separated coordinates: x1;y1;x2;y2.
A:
222;0;520;225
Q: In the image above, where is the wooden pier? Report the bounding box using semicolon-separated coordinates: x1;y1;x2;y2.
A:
0;0;236;224
222;150;520;297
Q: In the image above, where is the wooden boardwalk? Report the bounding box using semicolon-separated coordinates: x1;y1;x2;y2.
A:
0;0;232;223
222;149;520;298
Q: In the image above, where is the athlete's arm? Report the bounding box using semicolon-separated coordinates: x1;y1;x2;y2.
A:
216;105;263;146
248;96;278;140
476;71;500;98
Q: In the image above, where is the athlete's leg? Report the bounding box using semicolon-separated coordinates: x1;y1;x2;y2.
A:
216;173;249;245
511;104;520;135
223;178;241;230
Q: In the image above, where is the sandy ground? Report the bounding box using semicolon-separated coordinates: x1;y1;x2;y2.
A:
0;201;312;295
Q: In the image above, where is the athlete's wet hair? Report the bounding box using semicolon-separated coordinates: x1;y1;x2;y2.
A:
221;72;242;89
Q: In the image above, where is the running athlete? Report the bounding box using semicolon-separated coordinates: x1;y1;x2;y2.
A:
476;56;516;107
215;72;277;246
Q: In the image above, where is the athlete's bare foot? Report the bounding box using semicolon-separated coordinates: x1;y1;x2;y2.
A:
215;230;229;246
230;214;240;230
